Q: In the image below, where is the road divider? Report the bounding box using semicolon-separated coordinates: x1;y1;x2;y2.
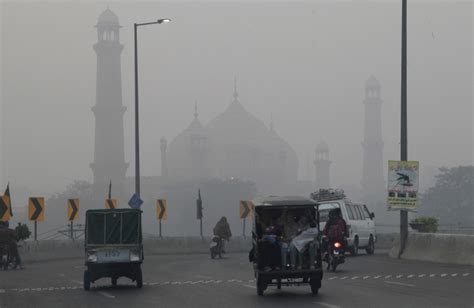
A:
389;233;474;265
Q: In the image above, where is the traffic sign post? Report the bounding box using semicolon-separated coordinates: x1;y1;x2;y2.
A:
29;197;45;241
67;199;80;240
105;199;118;209
240;201;253;238
0;196;11;222
156;199;167;239
128;193;143;209
197;189;203;239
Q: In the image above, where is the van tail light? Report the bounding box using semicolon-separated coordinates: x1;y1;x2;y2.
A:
334;242;342;249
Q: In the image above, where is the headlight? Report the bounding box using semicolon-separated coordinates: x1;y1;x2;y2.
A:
87;252;97;262
130;250;140;262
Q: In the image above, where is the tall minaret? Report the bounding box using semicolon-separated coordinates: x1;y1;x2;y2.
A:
314;141;331;189
361;76;385;205
90;8;128;191
160;137;168;178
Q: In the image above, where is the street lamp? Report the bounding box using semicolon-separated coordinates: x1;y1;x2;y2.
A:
134;18;171;198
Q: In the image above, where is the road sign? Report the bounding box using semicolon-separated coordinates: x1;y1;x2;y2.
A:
0;196;11;221
29;197;45;221
105;199;118;209
387;160;419;210
156;199;167;221
68;199;80;221
128;193;143;209
240;200;254;219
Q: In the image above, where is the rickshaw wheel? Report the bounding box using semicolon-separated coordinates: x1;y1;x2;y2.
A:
310;280;320;295
83;271;91;291
256;278;266;296
136;267;143;288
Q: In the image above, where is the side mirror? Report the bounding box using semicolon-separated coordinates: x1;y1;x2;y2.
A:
370;212;375;219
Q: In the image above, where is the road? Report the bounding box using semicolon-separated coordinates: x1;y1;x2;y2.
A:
0;251;472;308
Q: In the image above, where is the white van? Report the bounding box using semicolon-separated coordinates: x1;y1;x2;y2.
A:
312;190;376;255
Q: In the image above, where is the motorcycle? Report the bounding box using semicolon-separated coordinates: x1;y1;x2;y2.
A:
210;235;224;259
323;237;345;272
0;243;14;270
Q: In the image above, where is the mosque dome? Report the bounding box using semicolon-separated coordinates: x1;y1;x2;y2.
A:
97;8;120;26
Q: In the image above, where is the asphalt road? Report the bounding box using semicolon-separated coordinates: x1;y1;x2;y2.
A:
1;251;472;308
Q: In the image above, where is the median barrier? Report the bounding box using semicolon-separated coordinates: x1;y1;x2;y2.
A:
389;233;474;265
19;237;253;263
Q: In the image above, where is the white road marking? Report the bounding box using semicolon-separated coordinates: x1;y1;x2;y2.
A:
429;274;436;277
407;274;415;278
462;273;470;277
328;277;338;280
363;276;371;279
451;273;458;277
396;275;403;279
384;281;415;287
242;284;256;289
418;274;426;278
71;280;83;285
440;273;448;277
313;302;341;308
351;276;359;280
340;276;348;280
373;275;381;279
384;275;392;279
98;291;115;299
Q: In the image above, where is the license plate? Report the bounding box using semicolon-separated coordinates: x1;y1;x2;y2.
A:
97;249;130;262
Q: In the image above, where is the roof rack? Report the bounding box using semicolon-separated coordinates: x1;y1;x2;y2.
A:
310;188;345;202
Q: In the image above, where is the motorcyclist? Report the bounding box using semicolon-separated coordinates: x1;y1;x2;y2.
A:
213;217;232;253
0;221;23;269
322;208;348;259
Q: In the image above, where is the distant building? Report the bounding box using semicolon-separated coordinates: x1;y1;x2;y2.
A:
314;141;331;189
90;8;128;193
361;76;385;213
165;80;299;195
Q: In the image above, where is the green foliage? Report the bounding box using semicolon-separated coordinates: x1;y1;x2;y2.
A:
420;166;473;226
15;223;31;241
410;217;438;233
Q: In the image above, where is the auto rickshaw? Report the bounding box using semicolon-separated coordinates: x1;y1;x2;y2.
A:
83;209;144;290
249;196;323;296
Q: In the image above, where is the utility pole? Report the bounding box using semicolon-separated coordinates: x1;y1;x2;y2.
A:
399;0;408;258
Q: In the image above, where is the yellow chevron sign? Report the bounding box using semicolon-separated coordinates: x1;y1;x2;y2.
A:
29;197;45;221
105;198;118;209
240;200;254;219
67;199;80;221
0;196;11;221
156;199;167;221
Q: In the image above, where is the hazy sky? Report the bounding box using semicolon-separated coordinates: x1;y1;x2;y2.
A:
1;0;472;195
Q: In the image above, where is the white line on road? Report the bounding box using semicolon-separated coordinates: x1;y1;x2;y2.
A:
440;273;448;277
451;273;458;277
396;275;403;279
328;277;338;280
373;275;381;279
407;274;415;278
462;273;470;277
351;276;359;280
98;291;115;299
313;301;341;308
71;280;83;285
363;276;370;280
242;284;256;289
429;274;436;277
418;274;426;278
384;281;415;287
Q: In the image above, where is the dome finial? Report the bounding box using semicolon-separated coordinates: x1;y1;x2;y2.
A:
194;100;198;119
270;113;274;132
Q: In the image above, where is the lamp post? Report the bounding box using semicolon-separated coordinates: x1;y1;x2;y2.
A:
134;18;171;198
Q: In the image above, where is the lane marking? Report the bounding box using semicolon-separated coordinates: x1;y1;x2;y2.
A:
71;280;83;285
340;276;348;280
451;273;458;277
363;276;371;280
242;284;256;289
407;274;415;278
396;275;403;279
418;274;426;278
98;291;115;299
373;275;381;279
440;273;448;277
328;277;338;280
384;275;392;279
429;274;436;278
462;273;470;277
313;302;341;308
384;281;415;287
351;276;359;280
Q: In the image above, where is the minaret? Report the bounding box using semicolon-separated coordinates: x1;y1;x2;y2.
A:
160;137;168;178
90;8;128;191
314;141;331;189
361;76;385;204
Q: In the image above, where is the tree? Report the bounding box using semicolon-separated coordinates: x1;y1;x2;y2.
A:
420;166;473;227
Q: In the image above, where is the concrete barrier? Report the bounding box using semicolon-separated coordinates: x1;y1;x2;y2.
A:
389;233;474;265
19;237;253;263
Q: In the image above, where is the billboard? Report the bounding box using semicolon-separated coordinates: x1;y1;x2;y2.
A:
387;160;419;210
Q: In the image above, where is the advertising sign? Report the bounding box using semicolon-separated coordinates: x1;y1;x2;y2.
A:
387;160;419;210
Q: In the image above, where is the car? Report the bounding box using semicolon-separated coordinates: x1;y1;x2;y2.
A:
311;189;376;255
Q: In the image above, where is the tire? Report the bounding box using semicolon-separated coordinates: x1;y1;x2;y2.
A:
83;270;91;291
136;267;143;288
257;279;266;296
112;277;117;287
331;260;338;272
211;251;215;259
277;279;282;290
351;238;359;256
366;236;375;255
310;279;320;295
